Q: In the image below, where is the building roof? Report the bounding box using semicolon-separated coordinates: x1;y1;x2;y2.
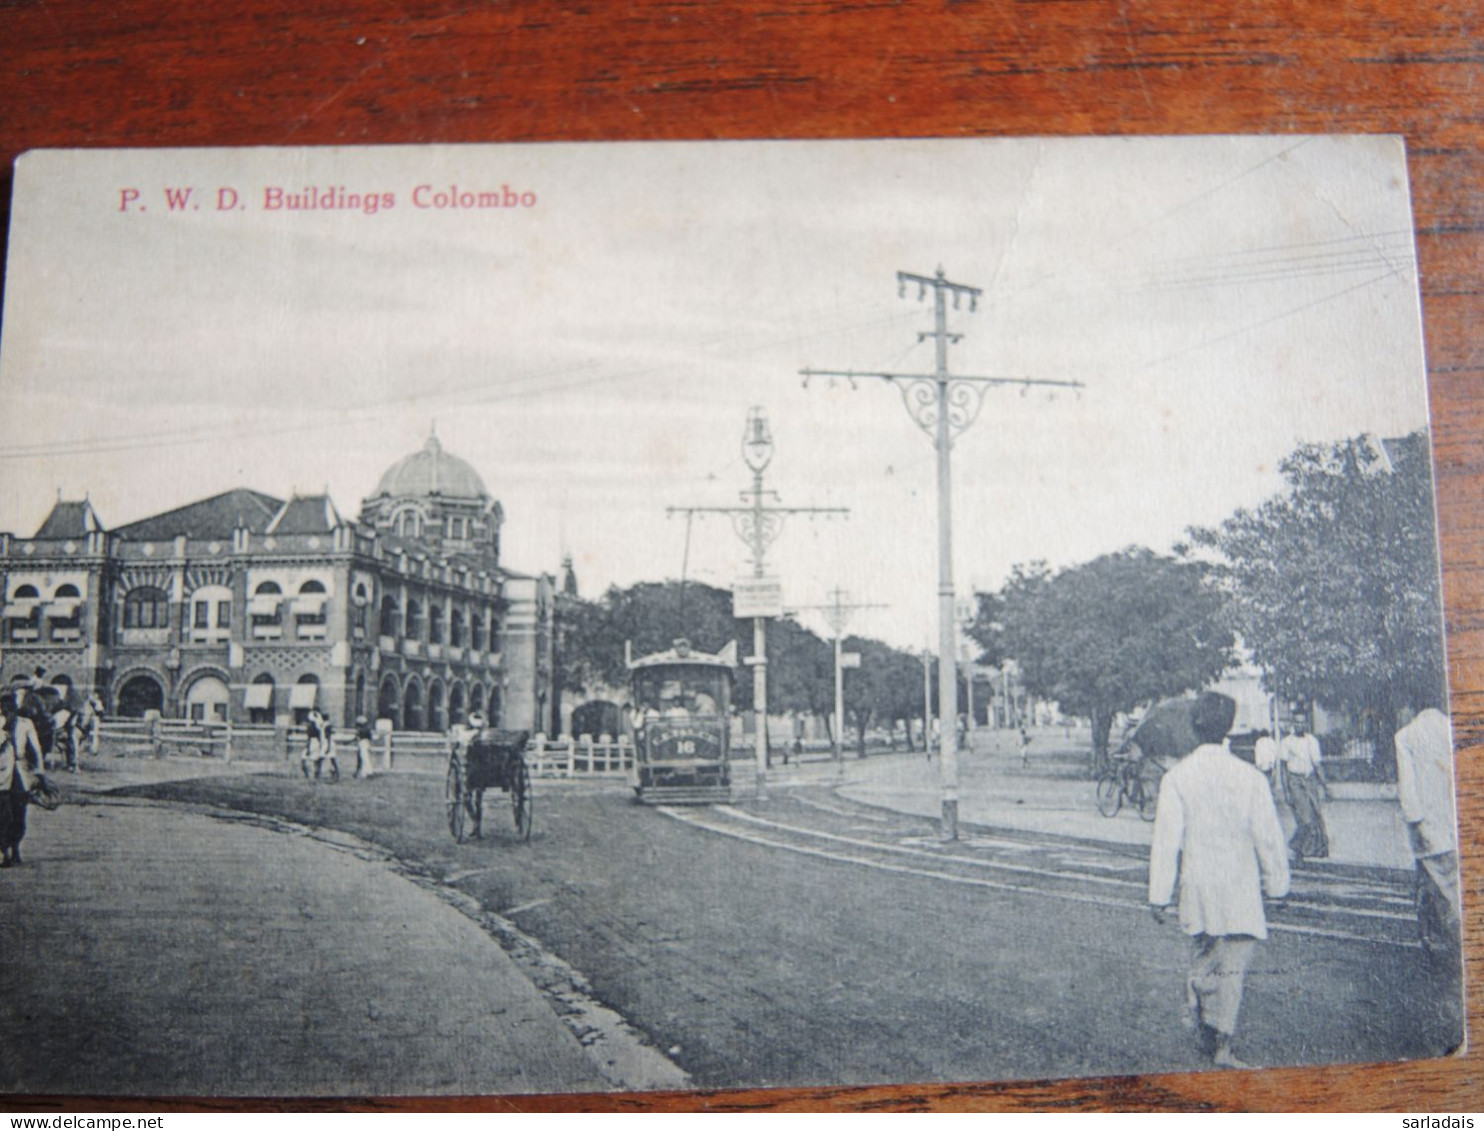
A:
33;498;106;540
265;494;343;535
371;434;488;501
113;488;283;541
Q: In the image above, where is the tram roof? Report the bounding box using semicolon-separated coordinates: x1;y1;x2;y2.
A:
628;640;737;672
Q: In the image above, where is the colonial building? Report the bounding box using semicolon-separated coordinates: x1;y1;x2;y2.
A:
0;435;556;732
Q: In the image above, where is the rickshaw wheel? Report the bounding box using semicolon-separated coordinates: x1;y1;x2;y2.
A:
446;755;466;842
1094;771;1122;817
468;788;483;840
511;759;532;842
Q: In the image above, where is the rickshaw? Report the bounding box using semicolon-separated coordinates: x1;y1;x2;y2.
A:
445;725;532;843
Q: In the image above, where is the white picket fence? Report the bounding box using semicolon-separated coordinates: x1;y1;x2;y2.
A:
526;734;635;778
92;718;633;779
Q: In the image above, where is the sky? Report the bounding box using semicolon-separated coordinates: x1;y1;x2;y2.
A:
0;137;1433;649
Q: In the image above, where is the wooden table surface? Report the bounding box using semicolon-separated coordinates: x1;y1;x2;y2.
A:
2;0;1479;1113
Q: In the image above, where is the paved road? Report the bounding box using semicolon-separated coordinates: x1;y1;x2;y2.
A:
0;790;661;1097
30;763;1462;1095
496;785;1458;1088
679;790;1426;950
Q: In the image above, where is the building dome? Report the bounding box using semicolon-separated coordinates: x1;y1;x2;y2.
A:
373;434;488;500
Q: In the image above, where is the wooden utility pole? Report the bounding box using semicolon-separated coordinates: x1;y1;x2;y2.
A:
803;268;1082;839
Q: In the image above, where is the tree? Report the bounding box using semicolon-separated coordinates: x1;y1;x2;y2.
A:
1188;431;1445;777
969;549;1234;774
840;636;927;756
554;581;836;751
764;616;834;731
558;580;739;694
553;593;611;706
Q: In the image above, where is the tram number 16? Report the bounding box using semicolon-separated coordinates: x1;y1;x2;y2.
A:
676;739;697;755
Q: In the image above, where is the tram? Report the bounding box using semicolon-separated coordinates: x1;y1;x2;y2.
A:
627;638;736;804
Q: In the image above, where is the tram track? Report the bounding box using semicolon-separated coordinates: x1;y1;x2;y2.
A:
657;790;1424;950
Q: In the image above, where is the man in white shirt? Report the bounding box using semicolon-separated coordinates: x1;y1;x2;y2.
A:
1395;702;1460;953
0;705;36;866
1150;692;1290;1069
1252;730;1280;795
1280;718;1330;859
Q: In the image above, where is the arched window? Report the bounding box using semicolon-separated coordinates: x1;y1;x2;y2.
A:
378;674;401;728
392;507;424;538
246;673;276;723
47;584;84;643
450;608;465;648
123;586;169;629
117;672;165;718
4;586;41;643
471;608;487;651
290;674;320;724
428;679;447;732
184;674;230;723
380;594;400;638
403;679;424;731
250;581;283;639
406;597;425;640
428;603;443;646
353;583;370;634
295;579;329;640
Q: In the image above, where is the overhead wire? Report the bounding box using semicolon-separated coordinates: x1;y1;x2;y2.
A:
0;296;922;462
997;136;1320;300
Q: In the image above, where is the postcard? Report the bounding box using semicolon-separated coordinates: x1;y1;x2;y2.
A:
0;138;1463;1096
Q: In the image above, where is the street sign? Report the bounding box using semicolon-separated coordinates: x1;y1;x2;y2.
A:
840;652;862;669
733;576;784;618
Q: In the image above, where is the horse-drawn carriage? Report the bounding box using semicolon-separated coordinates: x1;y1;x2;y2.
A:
444;723;532;843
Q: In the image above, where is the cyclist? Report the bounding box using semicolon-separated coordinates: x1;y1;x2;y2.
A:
1097;739;1159;819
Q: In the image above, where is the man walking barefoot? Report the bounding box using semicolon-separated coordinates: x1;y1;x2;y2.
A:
1281;716;1330;860
1149;692;1290;1069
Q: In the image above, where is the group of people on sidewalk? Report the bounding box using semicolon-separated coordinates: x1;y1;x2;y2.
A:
299;709;379;782
1147;690;1461;1071
0;671;74;867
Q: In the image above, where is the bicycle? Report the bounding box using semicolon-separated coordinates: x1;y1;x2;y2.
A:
1095;754;1158;821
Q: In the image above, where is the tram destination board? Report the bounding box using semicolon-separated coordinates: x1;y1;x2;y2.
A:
0;139;1463;1099
732;576;785;619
